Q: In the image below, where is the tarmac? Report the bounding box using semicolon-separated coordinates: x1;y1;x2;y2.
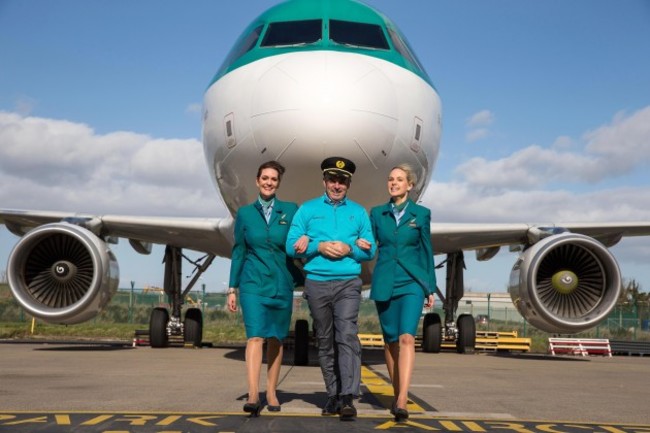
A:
1;339;649;432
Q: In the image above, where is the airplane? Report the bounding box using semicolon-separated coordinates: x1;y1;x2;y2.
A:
2;0;650;356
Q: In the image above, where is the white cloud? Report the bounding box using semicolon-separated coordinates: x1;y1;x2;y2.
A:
422;181;650;224
455;145;601;190
551;135;573;150
454;106;650;190
464;110;495;143
583;106;650;173
0;111;222;217
466;110;494;128
14;96;37;116
465;128;489;143
185;103;202;114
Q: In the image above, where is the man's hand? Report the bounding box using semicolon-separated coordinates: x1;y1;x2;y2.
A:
318;241;351;259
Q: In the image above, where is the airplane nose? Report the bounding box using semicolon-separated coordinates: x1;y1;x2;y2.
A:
249;52;399;163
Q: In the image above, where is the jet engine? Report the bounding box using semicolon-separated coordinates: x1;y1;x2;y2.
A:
7;222;119;325
508;233;621;334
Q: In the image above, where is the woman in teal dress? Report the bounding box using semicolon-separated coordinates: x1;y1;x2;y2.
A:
227;160;303;416
368;164;436;422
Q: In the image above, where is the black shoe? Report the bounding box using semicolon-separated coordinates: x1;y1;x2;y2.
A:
267;404;281;412
339;394;357;420
243;401;262;417
321;396;339;415
394;407;409;422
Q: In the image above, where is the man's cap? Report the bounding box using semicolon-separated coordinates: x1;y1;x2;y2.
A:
321;156;356;178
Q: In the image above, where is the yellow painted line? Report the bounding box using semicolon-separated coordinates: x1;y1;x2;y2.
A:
54;415;71;425
360;365;426;413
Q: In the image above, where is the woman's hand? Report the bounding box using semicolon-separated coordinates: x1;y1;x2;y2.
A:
293;235;309;254
424;294;435;308
356;238;372;251
227;289;238;312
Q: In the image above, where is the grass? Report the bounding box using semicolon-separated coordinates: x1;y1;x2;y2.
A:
0;321;142;341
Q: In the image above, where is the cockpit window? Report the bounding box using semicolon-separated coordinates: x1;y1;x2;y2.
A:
329;19;389;50
387;27;426;74
226;25;263;64
260;19;322;47
215;24;263;78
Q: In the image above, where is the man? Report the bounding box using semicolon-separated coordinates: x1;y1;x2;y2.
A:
286;156;376;420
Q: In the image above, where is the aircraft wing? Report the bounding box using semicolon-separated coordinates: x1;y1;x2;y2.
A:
4;208;649;335
1;208;235;326
0;209;235;258
430;221;650;254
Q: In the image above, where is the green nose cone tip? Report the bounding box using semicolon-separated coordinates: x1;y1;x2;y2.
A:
552;270;579;295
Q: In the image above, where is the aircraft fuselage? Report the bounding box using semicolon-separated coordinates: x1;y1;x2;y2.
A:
201;0;441;213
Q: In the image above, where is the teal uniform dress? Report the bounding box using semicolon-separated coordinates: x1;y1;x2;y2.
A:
228;197;303;340
369;199;436;343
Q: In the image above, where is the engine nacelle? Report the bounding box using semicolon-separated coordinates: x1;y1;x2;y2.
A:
509;233;621;334
7;222;119;325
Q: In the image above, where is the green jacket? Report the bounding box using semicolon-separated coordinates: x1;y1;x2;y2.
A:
229;198;304;297
369;199;436;301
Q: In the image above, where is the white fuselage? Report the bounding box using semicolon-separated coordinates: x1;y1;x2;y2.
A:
202;51;442;213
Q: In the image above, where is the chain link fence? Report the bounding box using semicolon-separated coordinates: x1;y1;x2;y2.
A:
2;286;649;345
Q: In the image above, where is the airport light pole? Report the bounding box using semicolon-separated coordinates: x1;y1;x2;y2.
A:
129;281;135;324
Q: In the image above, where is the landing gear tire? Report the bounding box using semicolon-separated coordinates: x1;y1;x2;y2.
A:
456;313;476;354
294;319;309;366
184;308;203;347
421;313;442;353
149;307;169;348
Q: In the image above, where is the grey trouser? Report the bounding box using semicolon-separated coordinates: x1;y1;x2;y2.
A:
304;277;362;397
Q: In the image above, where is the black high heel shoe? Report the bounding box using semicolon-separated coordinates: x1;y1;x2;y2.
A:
267;404;281;412
394;407;409;422
243;401;262;417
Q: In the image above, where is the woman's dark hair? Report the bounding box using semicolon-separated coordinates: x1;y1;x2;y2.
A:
257;160;286;180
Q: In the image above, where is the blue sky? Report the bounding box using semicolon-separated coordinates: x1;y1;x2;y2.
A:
1;0;649;294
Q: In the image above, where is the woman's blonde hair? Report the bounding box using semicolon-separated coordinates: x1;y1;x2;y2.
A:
391;163;417;187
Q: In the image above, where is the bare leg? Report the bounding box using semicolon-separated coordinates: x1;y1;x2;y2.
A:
245;337;263;404
395;334;415;409
265;338;282;406
385;342;400;400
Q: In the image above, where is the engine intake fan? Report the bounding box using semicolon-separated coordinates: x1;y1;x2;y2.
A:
508;233;621;334
7;222;119;324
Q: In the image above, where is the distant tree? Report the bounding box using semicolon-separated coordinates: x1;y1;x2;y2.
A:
0;270;6;284
618;279;649;306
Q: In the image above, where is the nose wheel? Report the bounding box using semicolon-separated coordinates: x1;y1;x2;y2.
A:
293;319;310;366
